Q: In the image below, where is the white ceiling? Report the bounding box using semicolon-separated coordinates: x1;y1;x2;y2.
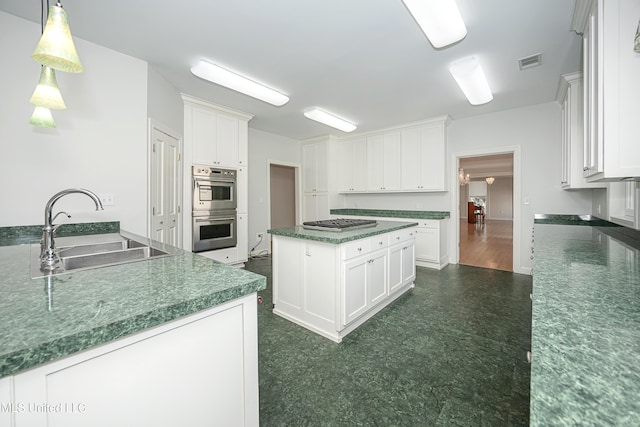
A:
0;0;581;141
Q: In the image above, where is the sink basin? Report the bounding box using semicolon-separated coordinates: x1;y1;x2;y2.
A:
31;232;179;278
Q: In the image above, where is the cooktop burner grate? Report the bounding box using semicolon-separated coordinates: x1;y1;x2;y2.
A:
302;218;378;232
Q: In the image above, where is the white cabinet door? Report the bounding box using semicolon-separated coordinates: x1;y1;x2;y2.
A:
303;193;329;222
191;105;216;165
216;113;239;167
401;121;446;191
388;243;404;294
338;138;367;192
303;141;328;193
402;242;416;284
368;250;387;306
367;133;401;191
238;119;248;167
343;257;368;325
416;227;438;263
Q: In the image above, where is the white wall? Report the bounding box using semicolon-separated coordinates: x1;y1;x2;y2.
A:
248;128;301;254
449;102;593;272
147;67;184;137
487;177;513;220
0;11;148;235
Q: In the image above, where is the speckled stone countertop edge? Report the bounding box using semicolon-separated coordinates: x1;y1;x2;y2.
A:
330;209;450;220
268;221;418;244
533;214;616;226
0;278;265;377
0;222;120;246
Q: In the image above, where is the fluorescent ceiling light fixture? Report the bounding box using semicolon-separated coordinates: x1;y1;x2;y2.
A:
303;108;356;133
402;0;467;48
449;56;493;105
191;59;289;106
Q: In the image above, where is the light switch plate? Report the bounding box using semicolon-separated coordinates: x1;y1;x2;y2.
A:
100;194;114;206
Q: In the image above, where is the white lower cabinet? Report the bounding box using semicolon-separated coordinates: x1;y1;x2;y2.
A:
414;219;448;269
272;228;416;342
343;248;387;325
5;294;259;427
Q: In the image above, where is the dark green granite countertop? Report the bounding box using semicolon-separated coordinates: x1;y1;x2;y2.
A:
330;209;450;220
530;220;640;425
268;220;418;244
533;213;615;227
0;224;266;378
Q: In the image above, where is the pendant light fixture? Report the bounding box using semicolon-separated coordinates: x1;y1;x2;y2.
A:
485;177;495;185
32;1;83;73
29;106;57;128
30;65;66;110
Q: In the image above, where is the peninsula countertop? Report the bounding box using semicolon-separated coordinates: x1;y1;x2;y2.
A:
267;220;418;244
530;215;640;425
330;208;450;220
0;224;266;378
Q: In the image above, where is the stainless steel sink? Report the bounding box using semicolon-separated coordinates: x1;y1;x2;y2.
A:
31;232;180;278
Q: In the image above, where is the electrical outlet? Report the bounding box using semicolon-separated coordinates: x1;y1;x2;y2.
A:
100;194;114;206
257;233;264;240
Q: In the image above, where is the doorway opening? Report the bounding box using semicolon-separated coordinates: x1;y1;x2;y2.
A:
266;162;300;254
459;154;513;271
451;146;522;273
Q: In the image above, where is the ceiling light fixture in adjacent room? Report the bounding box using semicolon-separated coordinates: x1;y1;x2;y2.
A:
486;177;495;185
32;2;83;73
449;56;493;105
459;168;470;186
303;108;357;133
402;0;467;48
191;59;289;106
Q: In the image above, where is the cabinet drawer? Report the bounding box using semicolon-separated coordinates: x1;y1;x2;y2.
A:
342;239;371;260
389;228;416;245
369;235;389;251
416;220;438;229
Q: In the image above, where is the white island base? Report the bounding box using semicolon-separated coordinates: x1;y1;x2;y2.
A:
271;225;416;343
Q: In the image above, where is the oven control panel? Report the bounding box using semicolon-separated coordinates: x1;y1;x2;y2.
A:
193;165;235;178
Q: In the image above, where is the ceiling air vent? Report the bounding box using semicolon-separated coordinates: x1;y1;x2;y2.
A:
518;53;542;70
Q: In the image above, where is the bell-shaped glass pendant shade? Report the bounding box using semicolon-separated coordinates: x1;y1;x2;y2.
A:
29;106;57;128
32;4;83;73
30;66;66;109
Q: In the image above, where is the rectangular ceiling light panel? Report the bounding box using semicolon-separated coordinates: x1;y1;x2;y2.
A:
449;56;493;105
303;108;357;132
191;59;289;106
402;0;467;48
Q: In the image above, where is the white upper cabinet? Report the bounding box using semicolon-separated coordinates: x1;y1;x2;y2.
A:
556;72;606;189
366;132;401;192
574;0;640;181
183;95;253;168
337;137;367;192
401;117;449;191
303;140;328;193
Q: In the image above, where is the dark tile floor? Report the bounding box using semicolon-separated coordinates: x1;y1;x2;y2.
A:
245;256;532;426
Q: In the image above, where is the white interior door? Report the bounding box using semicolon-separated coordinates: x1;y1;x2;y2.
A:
150;123;182;246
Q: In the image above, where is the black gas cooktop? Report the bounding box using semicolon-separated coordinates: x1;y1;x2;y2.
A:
302;218;377;232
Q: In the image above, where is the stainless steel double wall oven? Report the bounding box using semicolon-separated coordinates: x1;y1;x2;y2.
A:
192;165;237;252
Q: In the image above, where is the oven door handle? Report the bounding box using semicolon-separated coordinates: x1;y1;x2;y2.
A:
195;217;235;223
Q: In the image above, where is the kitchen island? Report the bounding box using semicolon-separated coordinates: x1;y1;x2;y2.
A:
0;222;266;427
268;220;417;342
531;215;640;426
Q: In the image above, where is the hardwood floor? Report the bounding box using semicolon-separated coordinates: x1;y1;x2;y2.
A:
460;219;513;271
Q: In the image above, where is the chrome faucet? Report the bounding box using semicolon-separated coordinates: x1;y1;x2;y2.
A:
41;188;104;270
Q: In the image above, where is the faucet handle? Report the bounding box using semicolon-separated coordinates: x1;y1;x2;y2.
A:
51;212;71;234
